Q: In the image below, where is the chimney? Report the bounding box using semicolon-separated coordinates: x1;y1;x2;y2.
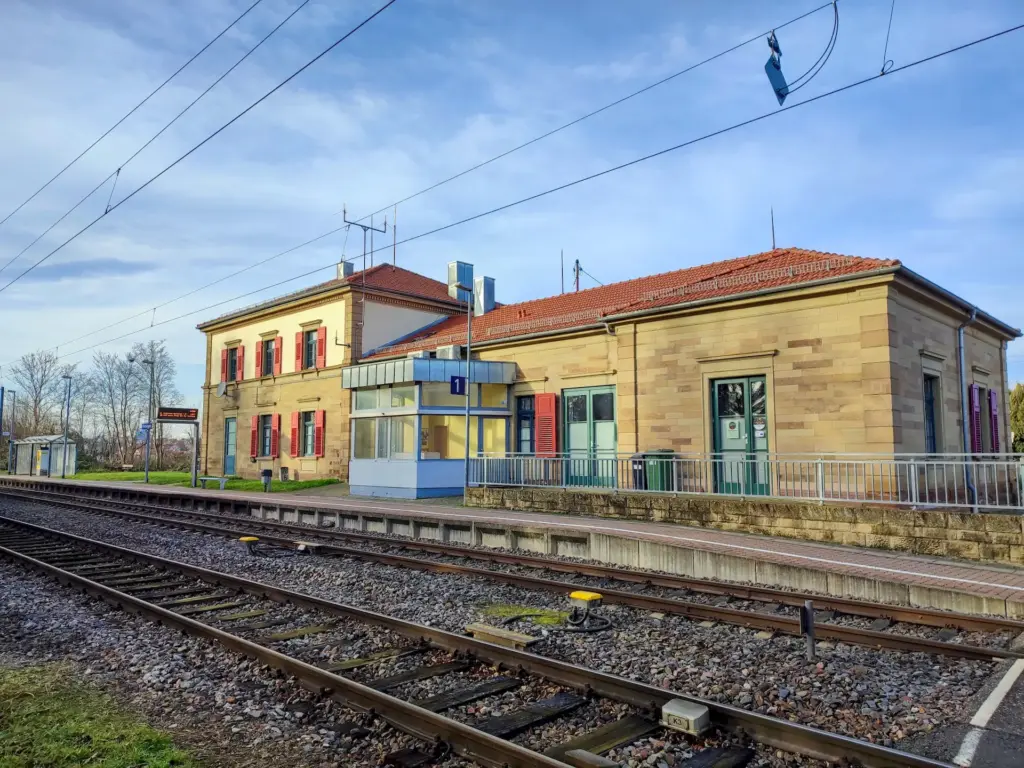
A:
447;261;474;303
337;260;355;280
474;276;495;316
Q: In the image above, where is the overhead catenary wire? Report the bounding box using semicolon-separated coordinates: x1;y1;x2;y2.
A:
0;0;266;234
0;0;319;280
881;0;897;74
781;1;839;96
26;1;839;354
37;20;1024;368
0;0;398;296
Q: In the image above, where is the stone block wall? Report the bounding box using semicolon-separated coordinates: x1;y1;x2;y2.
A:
466;486;1024;565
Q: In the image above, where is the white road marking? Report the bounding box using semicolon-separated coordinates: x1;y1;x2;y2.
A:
953;658;1024;767
56;479;1024;595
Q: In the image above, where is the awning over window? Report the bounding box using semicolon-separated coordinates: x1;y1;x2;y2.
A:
342;358;516;389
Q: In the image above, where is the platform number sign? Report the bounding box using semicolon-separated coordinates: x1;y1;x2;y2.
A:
450;376;467;396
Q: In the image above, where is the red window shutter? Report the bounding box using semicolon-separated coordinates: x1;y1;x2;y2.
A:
249;415;259;458
236;345;244;382
295;332;304;371
255;342;263;378
271;413;281;458
989;389;1000;453
289;411;300;458
314;409;325;458
274;336;283;376
535;393;558;458
316;326;327;369
970;384;982;453
220;349;228;383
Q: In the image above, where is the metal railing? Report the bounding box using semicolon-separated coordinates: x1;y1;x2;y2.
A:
468;452;1024;512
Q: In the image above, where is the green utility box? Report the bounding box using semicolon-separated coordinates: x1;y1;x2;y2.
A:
645;450;676;492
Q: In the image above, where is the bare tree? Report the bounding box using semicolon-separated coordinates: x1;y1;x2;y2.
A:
9;350;63;434
90;350;146;467
129;340;182;470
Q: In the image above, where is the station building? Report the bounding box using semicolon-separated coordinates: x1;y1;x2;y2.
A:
198;248;1019;497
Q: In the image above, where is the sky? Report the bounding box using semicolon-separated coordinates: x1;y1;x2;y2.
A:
0;0;1022;408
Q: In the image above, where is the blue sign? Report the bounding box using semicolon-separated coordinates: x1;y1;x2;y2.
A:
450;375;467;396
141;422;152;430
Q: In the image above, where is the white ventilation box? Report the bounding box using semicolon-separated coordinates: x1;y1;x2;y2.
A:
436;344;463;360
661;699;710;736
407;350;432;359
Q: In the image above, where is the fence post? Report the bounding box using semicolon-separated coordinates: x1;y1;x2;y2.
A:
815;458;824;504
908;460;919;505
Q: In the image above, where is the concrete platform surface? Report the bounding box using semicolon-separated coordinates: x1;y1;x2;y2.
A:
6;476;1024;618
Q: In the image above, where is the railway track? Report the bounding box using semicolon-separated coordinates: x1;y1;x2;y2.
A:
0;514;953;768
3;484;1022;662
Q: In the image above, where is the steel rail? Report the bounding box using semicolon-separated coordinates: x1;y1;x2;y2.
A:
0;527;565;767
0;514;954;768
3;488;1019;661
4;482;1020;635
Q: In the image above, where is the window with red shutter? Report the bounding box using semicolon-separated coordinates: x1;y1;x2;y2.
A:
989;389;1000;453
249;415;259;458
220;349;228;383
970;384;982;453
295;332;303;372
316;326;327;369
274;337;283;376
535;393;558;457
271;413;281;458
236;345;244;381
289;412;300;458
314;409;325;458
255;342;263;378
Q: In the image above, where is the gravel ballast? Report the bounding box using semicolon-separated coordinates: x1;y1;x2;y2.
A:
0;498;996;756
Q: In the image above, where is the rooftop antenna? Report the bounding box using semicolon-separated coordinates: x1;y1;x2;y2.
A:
392;205;397;267
771;207;776;250
342;204;387;327
574;259;580;292
560;249;564;294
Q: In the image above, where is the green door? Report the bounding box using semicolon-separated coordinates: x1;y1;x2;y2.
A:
564;386;616;487
712;377;770;495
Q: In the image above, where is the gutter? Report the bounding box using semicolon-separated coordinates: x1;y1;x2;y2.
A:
897;266;1021;339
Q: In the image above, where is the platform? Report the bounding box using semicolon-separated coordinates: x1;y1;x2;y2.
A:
4;476;1024;619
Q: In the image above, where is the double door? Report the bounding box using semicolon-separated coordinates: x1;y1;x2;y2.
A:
564;386;616;486
712;376;770;495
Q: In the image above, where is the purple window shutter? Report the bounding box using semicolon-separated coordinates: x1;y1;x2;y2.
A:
969;384;982;453
989;389;1000;453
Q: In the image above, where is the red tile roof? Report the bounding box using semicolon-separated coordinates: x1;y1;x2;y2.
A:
198;263;459;328
364;248;900;358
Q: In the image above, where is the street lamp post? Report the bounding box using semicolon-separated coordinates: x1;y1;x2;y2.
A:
60;374;72;478
129;353;155;483
455;283;474;493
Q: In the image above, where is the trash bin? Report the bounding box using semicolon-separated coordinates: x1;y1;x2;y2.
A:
645;450;676;492
260;468;273;492
630;454;647;490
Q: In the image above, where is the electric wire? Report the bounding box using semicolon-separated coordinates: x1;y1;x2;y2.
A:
22;1;839;354
881;0;897;74
345;1;838;226
38;20;1024;367
0;0;398;296
579;267;604;287
0;0;265;234
782;1;839;96
0;0;317;280
0;0;311;280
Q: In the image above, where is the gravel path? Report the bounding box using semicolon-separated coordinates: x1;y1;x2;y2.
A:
0;498;996;756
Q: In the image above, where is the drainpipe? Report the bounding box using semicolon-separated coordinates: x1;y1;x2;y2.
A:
958;308;978;510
